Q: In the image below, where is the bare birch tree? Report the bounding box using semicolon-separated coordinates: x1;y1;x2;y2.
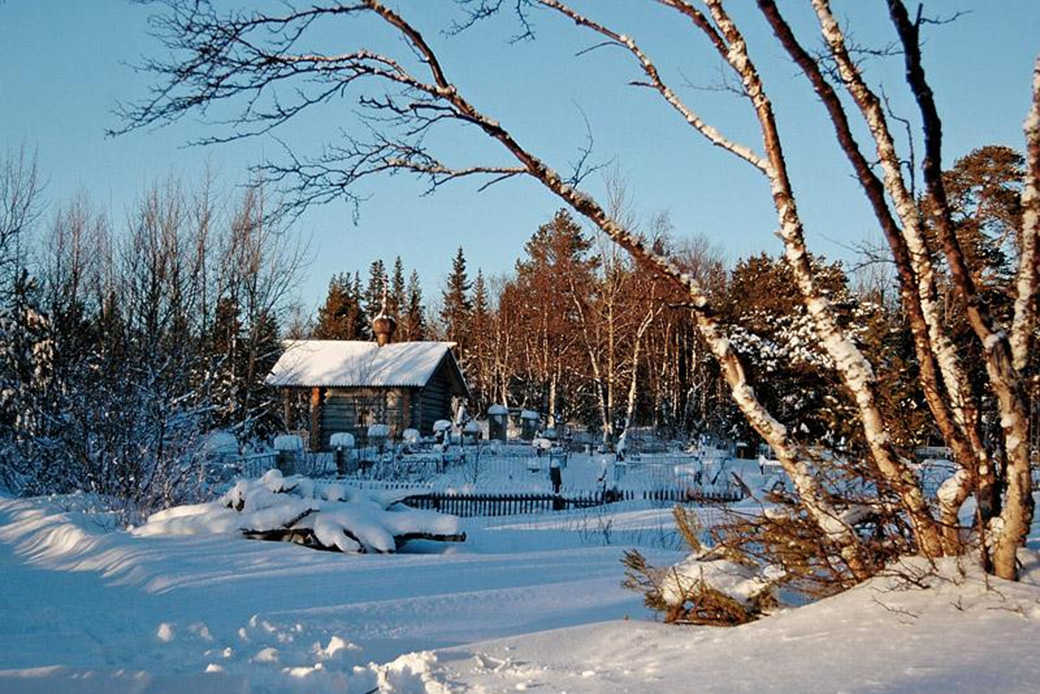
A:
0;144;43;296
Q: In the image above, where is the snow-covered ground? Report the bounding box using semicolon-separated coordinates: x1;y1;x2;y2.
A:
1;483;1039;693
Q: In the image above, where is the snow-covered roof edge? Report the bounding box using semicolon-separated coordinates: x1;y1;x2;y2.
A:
266;339;469;398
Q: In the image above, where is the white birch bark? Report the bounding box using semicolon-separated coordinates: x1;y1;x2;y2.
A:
1011;57;1040;373
698;0;943;557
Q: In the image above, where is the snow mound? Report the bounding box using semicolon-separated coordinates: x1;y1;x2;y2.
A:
134;470;463;554
660;554;780;609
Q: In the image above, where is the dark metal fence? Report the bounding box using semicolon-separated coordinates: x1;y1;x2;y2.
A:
400;487;742;517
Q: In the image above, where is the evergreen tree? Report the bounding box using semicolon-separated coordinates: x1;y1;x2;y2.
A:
391;256;406;320
440;246;472;354
209;295;243;427
352;272;369;339
364;259;386;323
941;145;1023;293
242;307;282;440
722;253;854;445
469;269;491;410
314;273;359;340
403;269;426;341
508;210;598;424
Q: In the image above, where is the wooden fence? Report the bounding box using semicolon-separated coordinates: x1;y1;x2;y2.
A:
400;487;742;517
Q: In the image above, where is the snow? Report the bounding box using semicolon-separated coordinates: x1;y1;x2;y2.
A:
531;437;553;451
329;432;355;449
201;430;237;457
487;404;508;416
135;472;460;554
1;482;1040;693
266;340;458;388
520;409;539;420
273;435;303;452
432;419;452;433
367;423;390;438
659;553;778;608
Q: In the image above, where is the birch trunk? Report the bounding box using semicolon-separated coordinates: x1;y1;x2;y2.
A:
888;0;1034;579
699;0;944;558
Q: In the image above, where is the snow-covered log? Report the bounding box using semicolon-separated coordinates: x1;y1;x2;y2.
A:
135;470;464;554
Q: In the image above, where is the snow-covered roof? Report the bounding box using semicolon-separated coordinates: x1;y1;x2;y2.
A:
266;340;464;389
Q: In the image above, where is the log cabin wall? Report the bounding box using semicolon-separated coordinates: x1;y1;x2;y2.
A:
418;359;456;434
319;387;427;446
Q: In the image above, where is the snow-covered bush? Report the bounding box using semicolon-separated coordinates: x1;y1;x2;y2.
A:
136;469;464;554
623;507;782;625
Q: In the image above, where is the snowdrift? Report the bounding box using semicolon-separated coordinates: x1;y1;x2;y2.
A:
134;470;464;553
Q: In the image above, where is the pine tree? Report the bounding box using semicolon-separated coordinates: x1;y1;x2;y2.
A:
509;210;598;425
314;274;359;340
352;272;369;340
403;269;426;341
364;259;386;323
241;307;282;440
469;269;491;410
440;247;472;354
391;256;406;320
209;295;243;427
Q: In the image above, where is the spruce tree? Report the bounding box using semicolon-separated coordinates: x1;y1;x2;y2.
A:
364;259;386;322
404;269;426;341
209;295;243;426
440;247;472;353
352;272;369;339
314;274;357;339
391;256;406;320
469;269;491;410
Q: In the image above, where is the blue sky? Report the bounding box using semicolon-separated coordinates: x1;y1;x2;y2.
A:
2;1;1038;312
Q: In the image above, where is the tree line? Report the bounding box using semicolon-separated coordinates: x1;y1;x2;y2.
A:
0;157;302;515
312;144;1036;467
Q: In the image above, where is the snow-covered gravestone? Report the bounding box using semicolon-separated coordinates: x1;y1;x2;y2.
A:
487;404;508;442
402;428;420;445
432;419;452;444
367;423;390;453
273;434;304;475
520;410;540;441
463;419;482;443
329;432;356;476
